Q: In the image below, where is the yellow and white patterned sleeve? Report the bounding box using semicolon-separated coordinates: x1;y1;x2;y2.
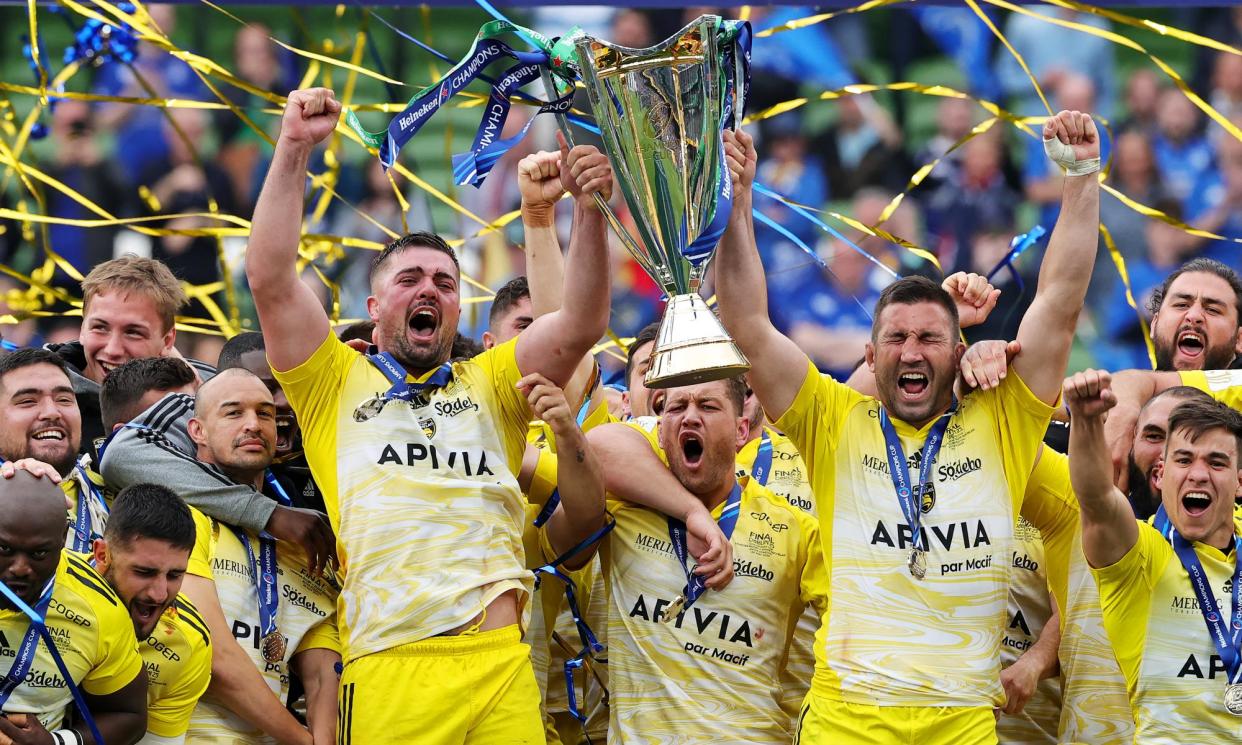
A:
1092;522;1165;690
271;333;356;457
773;360;867;485
796;507;829;619
1020;449;1080;614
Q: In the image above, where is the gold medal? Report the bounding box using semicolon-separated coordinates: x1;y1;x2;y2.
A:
262;630;287;663
908;549;927;580
661;595;686;625
1226;683;1242;715
352;395;387;422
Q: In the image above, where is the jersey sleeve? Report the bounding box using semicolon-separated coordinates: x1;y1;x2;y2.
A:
987;367;1058;511
147;617;212;738
1092;521;1166;691
772;360;867;483
796;506;829;619
73;564;144;696
186;507;216;580
1019;449;1080;615
295;615;341;656
1180;370;1242;410
271;333;355;460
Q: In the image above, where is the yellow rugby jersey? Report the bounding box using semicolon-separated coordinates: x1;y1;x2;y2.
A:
144;595;211;740
274;334;532;661
996;517;1062;745
1180;369;1242;408
0;550;142;729
62;466;109;554
1094;522;1242;742
736;428;817;728
774;360;1053;707
601;466;826;743
187;519;340;742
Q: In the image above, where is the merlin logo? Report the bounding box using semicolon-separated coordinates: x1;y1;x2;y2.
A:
733;559;774;582
861;451;922;477
937;457;982;482
634;533;674;556
419;416;436;440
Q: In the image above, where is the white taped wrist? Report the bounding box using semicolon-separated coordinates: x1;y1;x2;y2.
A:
52;730;84;745
1043;136;1100;176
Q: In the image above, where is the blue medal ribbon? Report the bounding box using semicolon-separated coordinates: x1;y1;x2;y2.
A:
751;430;773;487
666;482;742;614
69;465;106;554
878;399;958;561
1153;504;1174;541
367;351;453;403
0;577;103;745
232;528;281;659
1171;528;1242;686
0;580;53;708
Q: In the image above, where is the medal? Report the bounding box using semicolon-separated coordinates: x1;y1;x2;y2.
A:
666;485;741;621
661;595;686;625
262;630;287;663
908;548;927;580
1227;683;1242;715
352;395;387;422
1170;529;1242;715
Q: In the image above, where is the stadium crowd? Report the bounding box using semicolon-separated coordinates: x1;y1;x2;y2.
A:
5;5;1242;745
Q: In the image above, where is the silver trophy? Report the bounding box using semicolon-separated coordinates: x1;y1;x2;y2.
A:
546;15;751;388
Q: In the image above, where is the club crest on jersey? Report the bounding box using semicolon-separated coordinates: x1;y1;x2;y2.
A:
919;482;936;513
419;416;437;439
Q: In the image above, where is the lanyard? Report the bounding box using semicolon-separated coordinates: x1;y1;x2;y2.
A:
751;430;773;487
0;579;53;707
69;465;106;554
878;399;957;577
357;351;453;421
232;528;282;659
1172;529;1242;685
0;577;103;745
665;482;742;618
1153;505;1174;541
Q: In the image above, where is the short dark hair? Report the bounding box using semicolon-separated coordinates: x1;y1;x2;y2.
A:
489;276;531;330
100;357;197;430
1166;398;1242;463
1148;257;1242;320
337;320;376;345
624;321;662;389
369;232;460;286
722;375;747;417
1141;385;1213;415
871;276;959;341
0;348;72;391
104;483;196;552
218;332;265;370
451;332;485;361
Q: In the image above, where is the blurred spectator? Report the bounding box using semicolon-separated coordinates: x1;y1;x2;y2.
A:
43;99;134;279
926;128;1022;275
1194;124;1242;272
1152;87;1218;214
813;95;908;199
93;5;206;186
1096;129;1170;314
215;24;286;214
995;6;1116;119
1117;69;1161;136
610;9;654;48
912;7;1001;102
770;189;898;381
755;115;828;248
913;97;975;193
137;108;237;315
1098;198;1199;370
1209;52;1242;146
1024;74;1109;230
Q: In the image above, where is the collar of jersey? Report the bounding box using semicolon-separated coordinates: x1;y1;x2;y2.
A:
880;403;953;439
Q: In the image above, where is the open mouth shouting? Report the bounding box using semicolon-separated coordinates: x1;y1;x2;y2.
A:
274;415;296;453
679;430;706;471
1181;489;1213;518
131;599;165;635
407;305;440;345
1175;328;1206;364
897;370;930;400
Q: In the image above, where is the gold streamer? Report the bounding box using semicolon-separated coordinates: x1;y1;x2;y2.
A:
1099;223;1156;369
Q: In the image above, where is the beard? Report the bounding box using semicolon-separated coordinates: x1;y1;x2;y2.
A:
1127;456;1158;519
380;322;454;373
1153;334;1237;371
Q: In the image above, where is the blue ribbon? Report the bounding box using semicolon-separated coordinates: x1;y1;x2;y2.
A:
533;488;559;529
751;430;773;487
986;225;1047;291
69;465;107;554
0;580;53;708
0;576;104;745
264;470;294;508
666;482;742;615
366;351;453;404
1153;504;1173;541
878;398;957;556
233;528;281;656
1171;528;1242;686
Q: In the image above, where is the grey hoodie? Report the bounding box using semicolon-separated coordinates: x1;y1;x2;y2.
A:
99;392;275;532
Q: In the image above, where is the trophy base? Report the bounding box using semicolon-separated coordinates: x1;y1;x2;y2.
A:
644;293;751;389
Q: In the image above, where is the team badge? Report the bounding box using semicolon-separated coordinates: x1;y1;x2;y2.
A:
919;482;936;514
419;416;437;439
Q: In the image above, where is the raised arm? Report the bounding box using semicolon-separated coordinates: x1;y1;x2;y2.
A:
517;150;598;406
246;88;338;372
1103;369;1182;490
1012;111;1101;404
519;374;605;570
716;128;811;419
1065;370;1139;568
585;422;733;589
181;574;312;745
514;136;612;389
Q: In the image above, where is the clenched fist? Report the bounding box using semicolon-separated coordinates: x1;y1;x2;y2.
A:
280;88;342;149
558;131;613;206
1064;369;1117;421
